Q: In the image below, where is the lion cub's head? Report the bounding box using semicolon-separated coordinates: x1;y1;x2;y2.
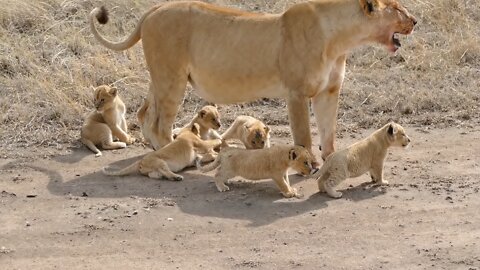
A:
385;122;410;147
197;105;221;130
244;123;270;149
176;123;202;139
93;85;118;112
288;145;317;176
359;0;417;53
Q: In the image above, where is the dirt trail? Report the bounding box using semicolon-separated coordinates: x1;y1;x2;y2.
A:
1;126;479;269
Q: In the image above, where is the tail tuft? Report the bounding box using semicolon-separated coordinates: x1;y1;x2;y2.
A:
96;6;109;24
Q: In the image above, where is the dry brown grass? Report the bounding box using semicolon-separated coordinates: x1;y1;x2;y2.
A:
0;0;478;155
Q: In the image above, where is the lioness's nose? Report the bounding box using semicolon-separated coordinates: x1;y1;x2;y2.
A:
407;137;411;143
412;17;417;26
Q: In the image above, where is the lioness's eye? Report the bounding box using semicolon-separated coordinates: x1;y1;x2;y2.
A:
251;141;256;145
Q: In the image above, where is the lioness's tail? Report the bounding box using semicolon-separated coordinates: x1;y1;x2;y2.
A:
89;6;159;51
103;161;140;176
196;156;221;173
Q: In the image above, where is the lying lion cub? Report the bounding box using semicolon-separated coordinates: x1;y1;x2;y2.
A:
197;145;317;198
221;115;270;149
103;123;222;181
81;85;134;157
314;122;411;198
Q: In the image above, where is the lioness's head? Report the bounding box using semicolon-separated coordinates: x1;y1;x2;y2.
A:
197;105;221;130
288;145;317;176
359;0;417;53
93;85;118;112
385;122;410;147
244;123;270;149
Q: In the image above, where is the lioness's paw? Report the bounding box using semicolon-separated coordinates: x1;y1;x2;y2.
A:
379;180;389;186
95;152;102;157
118;142;127;148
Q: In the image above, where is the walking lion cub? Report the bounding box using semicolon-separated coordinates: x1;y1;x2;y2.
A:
81;85;134;157
314;122;411;198
197;145;317;198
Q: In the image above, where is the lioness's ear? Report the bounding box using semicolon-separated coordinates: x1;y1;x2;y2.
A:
109;87;118;96
359;0;380;16
387;123;396;136
289;149;297;160
191;123;200;134
264;126;270;134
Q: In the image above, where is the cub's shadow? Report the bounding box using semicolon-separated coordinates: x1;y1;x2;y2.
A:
3;156;386;227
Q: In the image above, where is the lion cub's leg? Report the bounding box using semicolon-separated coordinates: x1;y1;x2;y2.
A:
317;171;330;193
323;175;344;199
273;173;298;198
370;162;388;185
147;159;183;181
81;138;102;157
110;125;134;145
214;169;231;192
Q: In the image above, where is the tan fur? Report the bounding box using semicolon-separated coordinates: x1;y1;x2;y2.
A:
221;115;270;149
80;85;134;157
89;0;416;161
173;105;222;140
197;145;317;198
314;122;411;198
103;123;222;180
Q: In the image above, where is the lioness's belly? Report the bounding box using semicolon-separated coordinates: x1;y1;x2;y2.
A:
189;69;288;103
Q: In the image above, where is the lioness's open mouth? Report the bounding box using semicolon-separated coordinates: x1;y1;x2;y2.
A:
392;32;401;49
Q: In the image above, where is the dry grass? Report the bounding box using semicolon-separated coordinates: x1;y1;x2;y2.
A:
0;0;478;154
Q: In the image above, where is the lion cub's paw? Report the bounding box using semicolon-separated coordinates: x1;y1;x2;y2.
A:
327;191;343;199
126;136;135;145
170;174;184;181
118;142;127;148
282;188;298;198
379;180;389;186
95;152;103;157
216;183;230;192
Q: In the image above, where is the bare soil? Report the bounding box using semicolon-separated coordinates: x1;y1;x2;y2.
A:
1;126;479;269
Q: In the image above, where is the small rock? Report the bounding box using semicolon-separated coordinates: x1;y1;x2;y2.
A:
81;192;88;197
167;217;173;221
26;194;37;198
25;221;30;227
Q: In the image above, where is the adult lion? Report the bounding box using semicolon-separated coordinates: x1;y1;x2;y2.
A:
89;0;416;161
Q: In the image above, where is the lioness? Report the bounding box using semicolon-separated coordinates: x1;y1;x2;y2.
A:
89;0;416;161
81;85;134;157
103;123;222;180
314;122;410;198
221;115;270;149
197;145;317;198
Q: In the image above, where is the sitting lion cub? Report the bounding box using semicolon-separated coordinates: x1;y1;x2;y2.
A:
103;123;222;181
197;145;317;198
314;122;411;198
173;105;222;140
221;115;270;149
81;85;134;157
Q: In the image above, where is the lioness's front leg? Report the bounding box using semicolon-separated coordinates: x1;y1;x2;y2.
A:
312;56;346;160
287;94;313;155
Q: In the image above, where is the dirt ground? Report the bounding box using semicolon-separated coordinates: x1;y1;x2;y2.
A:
1;126;479;269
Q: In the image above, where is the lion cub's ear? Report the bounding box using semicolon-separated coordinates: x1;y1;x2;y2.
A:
191;123;201;135
199;109;206;118
264;125;270;134
387;123;396;136
359;0;384;16
108;87;118;96
289;149;297;160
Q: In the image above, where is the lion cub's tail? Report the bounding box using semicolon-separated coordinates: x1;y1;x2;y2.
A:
196;156;221;173
103;161;140;176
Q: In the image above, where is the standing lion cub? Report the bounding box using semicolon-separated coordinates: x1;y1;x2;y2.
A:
314;122;411;198
221;115;270;149
81;85;134;157
197;145;317;198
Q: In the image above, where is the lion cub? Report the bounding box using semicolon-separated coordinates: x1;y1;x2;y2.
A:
81;85;134;157
173;105;222;140
221;115;270;149
197;145;317;198
314;122;411;198
103;123;222;181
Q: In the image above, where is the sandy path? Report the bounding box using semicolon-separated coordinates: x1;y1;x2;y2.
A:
1;126;479;269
